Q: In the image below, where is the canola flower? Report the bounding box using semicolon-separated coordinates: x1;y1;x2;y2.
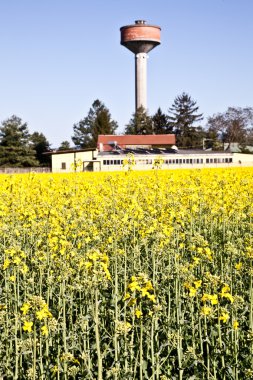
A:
0;167;253;379
23;321;33;332
41;325;49;336
20;297;52;321
219;311;230;323
233;320;239;330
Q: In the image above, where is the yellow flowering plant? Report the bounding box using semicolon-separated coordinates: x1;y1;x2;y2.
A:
0;167;252;378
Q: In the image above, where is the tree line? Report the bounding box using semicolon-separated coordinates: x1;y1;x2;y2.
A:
72;94;253;151
0;115;50;167
1;93;253;167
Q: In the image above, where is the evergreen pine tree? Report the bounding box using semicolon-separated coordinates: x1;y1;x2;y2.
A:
125;106;153;135
58;141;71;151
152;107;173;134
0;115;38;167
72;99;118;148
30;132;51;166
168;93;203;148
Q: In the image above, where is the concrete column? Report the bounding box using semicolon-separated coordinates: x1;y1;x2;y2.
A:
135;52;147;111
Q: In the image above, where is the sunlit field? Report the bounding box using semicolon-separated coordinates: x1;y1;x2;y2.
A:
1;167;253;379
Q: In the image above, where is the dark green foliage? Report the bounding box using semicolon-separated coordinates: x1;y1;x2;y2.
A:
180;125;206;149
0;115;38;167
30;132;51;166
168;93;203;148
72;99;118;148
152;107;173;134
125;106;153;135
58;141;71;151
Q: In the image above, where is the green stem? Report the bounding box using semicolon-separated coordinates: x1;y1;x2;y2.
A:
139;318;143;380
175;263;183;380
217;310;225;380
14;270;19;379
114;254;118;380
233;328;238;380
250;264;253;369
204;316;210;380
62;280;67;380
5;265;10;375
151;317;155;380
95;288;102;380
33;322;37;380
124;246;129;374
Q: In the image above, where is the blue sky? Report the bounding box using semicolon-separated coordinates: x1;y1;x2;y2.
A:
0;0;252;147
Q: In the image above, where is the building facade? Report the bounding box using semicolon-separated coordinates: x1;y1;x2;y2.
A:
50;148;98;173
48;135;253;173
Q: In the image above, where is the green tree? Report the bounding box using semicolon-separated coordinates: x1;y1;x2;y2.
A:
72;99;118;148
0;115;38;167
168;93;203;148
58;141;71;151
30;132;51;166
204;125;222;150
152;107;173;134
206;107;253;149
125;106;153;135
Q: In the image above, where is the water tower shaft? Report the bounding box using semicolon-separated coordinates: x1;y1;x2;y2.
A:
120;20;161;111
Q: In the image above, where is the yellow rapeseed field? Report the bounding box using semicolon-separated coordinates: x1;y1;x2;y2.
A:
1;167;253;379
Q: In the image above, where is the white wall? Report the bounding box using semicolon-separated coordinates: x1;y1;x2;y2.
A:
233;153;253;163
51;151;253;173
99;152;235;171
51;150;97;172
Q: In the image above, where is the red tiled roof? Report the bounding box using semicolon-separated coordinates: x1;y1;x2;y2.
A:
98;134;175;150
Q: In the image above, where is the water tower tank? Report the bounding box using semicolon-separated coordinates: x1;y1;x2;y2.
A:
120;20;161;111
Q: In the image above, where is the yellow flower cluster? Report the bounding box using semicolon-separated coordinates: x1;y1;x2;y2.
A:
3;247;28;275
81;249;111;282
152;156;164;170
184;279;202;297
124;274;156;319
122;153;135;171
125;274;156;304
21;296;52;336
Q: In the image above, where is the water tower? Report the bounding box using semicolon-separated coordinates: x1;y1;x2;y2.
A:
120;20;161;112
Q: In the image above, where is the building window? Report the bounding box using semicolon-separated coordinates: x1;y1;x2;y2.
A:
61;162;66;170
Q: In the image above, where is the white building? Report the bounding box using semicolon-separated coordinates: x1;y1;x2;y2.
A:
49;148;99;173
48;135;253;173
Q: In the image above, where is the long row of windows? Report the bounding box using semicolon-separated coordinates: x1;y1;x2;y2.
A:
103;157;233;166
